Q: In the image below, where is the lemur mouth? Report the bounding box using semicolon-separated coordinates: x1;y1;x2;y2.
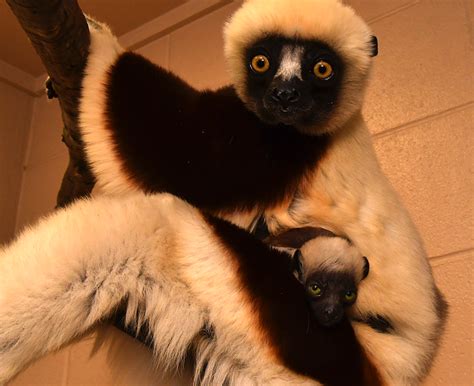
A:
317;315;344;328
313;305;345;327
261;100;313;126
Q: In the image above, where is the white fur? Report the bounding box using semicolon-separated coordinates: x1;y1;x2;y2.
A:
300;236;365;282
79;18;140;195
276;46;304;81
265;114;444;385
0;193;317;386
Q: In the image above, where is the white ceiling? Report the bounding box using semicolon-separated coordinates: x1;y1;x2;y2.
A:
0;0;188;77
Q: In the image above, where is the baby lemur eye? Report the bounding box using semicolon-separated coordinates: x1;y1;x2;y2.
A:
251;55;270;73
308;283;323;297
344;290;356;303
313;60;334;80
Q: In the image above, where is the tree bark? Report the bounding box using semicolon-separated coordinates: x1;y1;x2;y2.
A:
6;0;95;207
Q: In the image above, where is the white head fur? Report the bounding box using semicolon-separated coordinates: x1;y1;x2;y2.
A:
298;236;368;284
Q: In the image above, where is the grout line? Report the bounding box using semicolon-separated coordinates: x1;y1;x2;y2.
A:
372;101;474;140
21;98;37;171
0;76;36;97
429;247;474;266
462;0;473;49
13;96;37;234
0;58;38;96
24;150;69;171
32;76;48;97
367;0;420;25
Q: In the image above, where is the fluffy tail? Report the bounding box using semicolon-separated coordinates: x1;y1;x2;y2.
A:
0;194;197;384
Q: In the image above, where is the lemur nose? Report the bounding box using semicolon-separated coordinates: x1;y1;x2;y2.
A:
271;87;300;104
324;306;336;316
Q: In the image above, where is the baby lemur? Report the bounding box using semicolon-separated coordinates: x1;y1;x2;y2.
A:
266;227;377;328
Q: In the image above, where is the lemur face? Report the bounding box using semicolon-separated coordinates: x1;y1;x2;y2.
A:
244;36;344;130
225;1;377;135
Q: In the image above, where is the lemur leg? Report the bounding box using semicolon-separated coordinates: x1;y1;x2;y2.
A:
0;194;205;385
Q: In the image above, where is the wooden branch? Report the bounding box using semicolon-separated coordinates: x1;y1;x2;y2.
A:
6;0;95;207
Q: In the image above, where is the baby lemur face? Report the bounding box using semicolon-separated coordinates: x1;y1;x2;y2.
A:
294;237;369;327
265;227;369;327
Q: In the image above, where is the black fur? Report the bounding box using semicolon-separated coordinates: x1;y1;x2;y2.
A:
353;315;394;334
252;215;271;240
45;78;58;99
264;226;340;248
364;315;393;334
434;286;449;322
105;53;330;213
362;256;370;279
206;215;382;386
370;36;379;57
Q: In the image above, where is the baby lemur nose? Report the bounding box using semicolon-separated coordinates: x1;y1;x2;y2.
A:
322;305;343;324
324;305;337;316
271;87;300;104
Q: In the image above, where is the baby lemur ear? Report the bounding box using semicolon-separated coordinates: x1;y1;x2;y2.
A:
264;227;336;249
292;250;304;280
362;256;370;280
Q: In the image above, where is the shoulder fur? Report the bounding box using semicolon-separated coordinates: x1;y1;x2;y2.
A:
79;18;139;195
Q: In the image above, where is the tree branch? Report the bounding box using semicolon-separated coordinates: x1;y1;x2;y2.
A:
6;0;95;207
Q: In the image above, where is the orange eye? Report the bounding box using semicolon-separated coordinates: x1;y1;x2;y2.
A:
313;60;334;80
251;55;270;73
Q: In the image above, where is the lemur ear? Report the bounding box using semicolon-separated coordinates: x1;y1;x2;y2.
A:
264;227;336;249
292;250;304;281
370;35;378;57
362;256;370;280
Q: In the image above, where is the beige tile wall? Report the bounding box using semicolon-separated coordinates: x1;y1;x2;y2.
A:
15;96;67;231
4;0;473;385
0;81;33;245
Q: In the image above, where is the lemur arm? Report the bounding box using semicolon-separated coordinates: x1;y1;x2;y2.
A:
266;114;447;385
79;20;328;220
